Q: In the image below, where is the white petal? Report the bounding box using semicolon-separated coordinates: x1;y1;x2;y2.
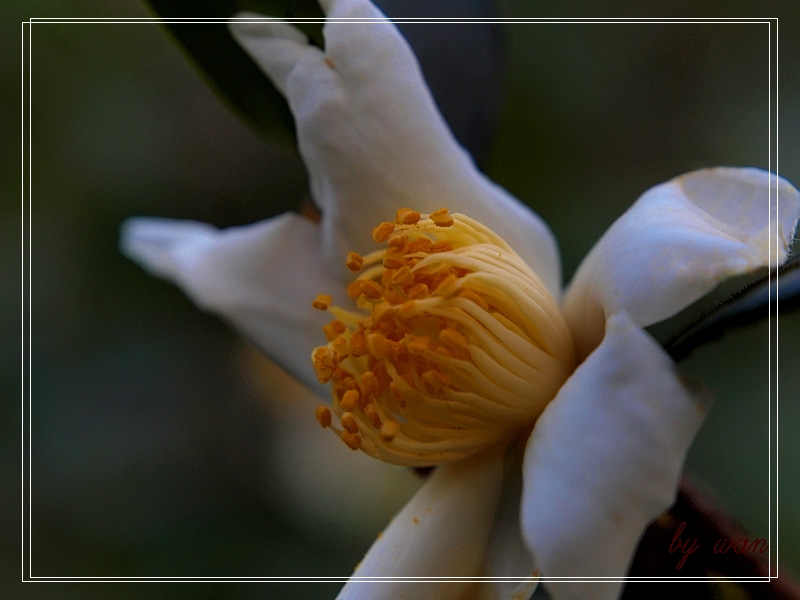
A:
470;460;538;600
563;167;800;357
337;448;505;600
120;213;339;396
229;2;562;296
520;313;709;600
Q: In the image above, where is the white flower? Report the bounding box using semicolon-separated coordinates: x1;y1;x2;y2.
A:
119;1;800;598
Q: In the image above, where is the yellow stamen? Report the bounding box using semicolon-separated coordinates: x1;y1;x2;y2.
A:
340;412;360;434
312;294;332;310
340;389;360;411
315;405;332;428
430;207;455;227
395;208;422;225
311;208;575;466
372;221;395;243
345;252;364;271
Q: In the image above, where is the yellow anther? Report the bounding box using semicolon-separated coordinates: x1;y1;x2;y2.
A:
391;266;415;286
323;320;347;341
364;403;382;428
359;371;379;397
387;233;409;249
372;221;395;242
407;237;433;254
382;252;406;270
315;405;332;428
313;346;335;368
395;208;422;225
349;329;367;357
360;280;384;300
341;412;360;434
408;283;429;299
332;336;349;361
368;333;400;360
341;431;362;450
339;389;360;411
345;251;364;271
347;279;364;299
404;335;430;355
371;302;396;323
312;294;332;310
430;207;455;227
380;420;400;441
384;287;407;305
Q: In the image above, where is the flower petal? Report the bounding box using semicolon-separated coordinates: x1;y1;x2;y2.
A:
120;213;339;396
520;313;709;600
336;447;505;600
471;460;538;600
228;1;562;296
563;167;800;358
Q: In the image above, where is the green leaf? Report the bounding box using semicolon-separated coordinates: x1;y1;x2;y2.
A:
660;255;800;362
142;0;325;145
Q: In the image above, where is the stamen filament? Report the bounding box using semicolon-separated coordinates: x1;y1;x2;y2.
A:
311;209;575;466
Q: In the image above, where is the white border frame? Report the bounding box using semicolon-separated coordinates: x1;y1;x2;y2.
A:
20;15;782;586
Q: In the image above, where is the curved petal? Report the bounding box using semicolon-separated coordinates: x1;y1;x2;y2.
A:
563;167;800;358
336;447;505;600
228;1;562;296
120;214;341;396
520;313;709;600
470;458;538;600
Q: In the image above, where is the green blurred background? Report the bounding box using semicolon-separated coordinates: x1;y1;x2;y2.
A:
5;0;800;598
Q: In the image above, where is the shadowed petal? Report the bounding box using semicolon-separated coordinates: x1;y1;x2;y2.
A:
229;0;562;296
563;168;800;358
120;213;340;396
336;447;505;600
520;313;709;600
470;460;538;600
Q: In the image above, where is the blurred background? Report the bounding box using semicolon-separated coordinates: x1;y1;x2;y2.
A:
5;0;800;598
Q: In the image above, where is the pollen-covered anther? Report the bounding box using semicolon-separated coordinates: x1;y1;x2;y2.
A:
332;336;349;361
312;294;332;310
360;280;384;300
341;431;362;450
349;329;367;357
387;233;408;249
372;221;395;243
395;208;422;225
311;208;576;467
371;302;396;324
430;207;455;227
340;412;360;434
345;252;364;271
391;266;415;286
323;320;346;341
364;403;382;428
315;405;332;428
382;250;406;270
339;389;360;411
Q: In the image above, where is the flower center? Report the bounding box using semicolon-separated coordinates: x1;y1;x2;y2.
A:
311;208;575;467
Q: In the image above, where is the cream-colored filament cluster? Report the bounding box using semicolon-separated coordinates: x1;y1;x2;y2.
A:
312;208;575;467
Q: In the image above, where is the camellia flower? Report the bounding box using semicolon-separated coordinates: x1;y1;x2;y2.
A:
120;0;800;598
